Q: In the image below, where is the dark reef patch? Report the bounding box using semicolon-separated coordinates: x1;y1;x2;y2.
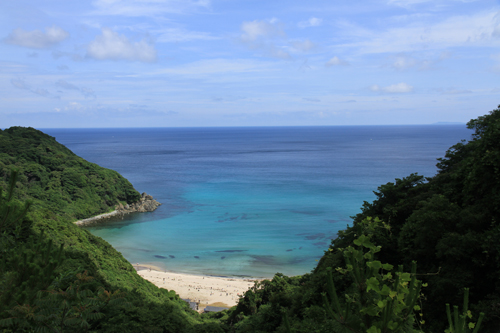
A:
297;232;326;240
216;250;247;253
298;232;336;242
216;213;252;223
249;255;277;266
290;209;321;216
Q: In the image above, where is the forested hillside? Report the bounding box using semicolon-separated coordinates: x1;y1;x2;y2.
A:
220;106;500;332
1;105;500;332
0;127;224;332
0;126;141;222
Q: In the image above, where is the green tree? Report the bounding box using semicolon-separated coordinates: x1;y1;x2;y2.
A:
320;217;423;333
0;170;65;313
0;271;130;332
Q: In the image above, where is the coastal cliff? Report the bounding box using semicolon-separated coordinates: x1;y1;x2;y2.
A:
74;192;162;226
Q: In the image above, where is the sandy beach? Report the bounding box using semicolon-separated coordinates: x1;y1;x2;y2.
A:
134;263;265;311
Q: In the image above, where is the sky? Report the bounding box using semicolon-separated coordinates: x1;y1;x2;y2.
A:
1;0;500;128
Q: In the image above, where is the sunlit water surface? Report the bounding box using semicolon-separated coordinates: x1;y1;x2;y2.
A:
44;125;470;278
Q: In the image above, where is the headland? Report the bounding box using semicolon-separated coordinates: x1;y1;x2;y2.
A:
74;192;161;226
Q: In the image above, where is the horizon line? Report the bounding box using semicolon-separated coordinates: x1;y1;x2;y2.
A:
2;122;467;131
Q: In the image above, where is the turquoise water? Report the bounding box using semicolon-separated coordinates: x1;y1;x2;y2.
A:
45;126;471;278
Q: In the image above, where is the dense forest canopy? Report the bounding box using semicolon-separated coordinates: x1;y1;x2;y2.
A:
1;105;500;332
0;127;217;332
0;126;141;222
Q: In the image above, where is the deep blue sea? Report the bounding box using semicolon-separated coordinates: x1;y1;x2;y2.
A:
43;125;471;278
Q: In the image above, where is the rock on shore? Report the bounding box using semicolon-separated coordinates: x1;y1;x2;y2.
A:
116;192;162;213
74;192;161;226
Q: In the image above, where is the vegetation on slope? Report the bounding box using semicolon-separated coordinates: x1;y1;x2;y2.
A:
221;105;500;332
0;126;140;222
0;127;224;332
2;104;500;332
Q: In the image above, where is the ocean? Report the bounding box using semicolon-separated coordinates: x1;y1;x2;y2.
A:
43;125;471;278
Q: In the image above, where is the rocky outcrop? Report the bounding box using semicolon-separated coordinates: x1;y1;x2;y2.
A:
115;192;162;213
74;192;161;226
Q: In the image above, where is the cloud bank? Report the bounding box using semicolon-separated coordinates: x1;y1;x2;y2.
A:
4;26;69;49
325;56;349;67
240;20;285;42
86;28;157;62
298;17;323;28
239;19;291;59
370;82;414;93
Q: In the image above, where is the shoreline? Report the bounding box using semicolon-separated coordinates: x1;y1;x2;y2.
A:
74;192;161;226
133;263;266;311
73;209;122;226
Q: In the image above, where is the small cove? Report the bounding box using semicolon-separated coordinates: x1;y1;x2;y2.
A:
45;125;471;277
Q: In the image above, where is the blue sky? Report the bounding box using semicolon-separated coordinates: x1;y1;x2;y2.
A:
1;0;499;128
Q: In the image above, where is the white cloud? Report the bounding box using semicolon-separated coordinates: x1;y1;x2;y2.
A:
91;0;210;17
388;0;481;9
342;10;500;54
240;20;285;42
269;48;292;59
151;58;271;76
0;62;28;74
55;101;178;117
86;28;157;62
156;28;219;43
325;56;349;66
387;0;434;8
4;26;69;49
388;51;452;70
64;101;86;112
291;39;315;52
370;82;414;93
298;17;323;28
391;54;417;70
239;19;290;59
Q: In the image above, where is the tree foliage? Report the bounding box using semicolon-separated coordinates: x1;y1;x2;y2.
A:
321;218;423;332
0;134;215;332
0;126;141;222
3;104;500;332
